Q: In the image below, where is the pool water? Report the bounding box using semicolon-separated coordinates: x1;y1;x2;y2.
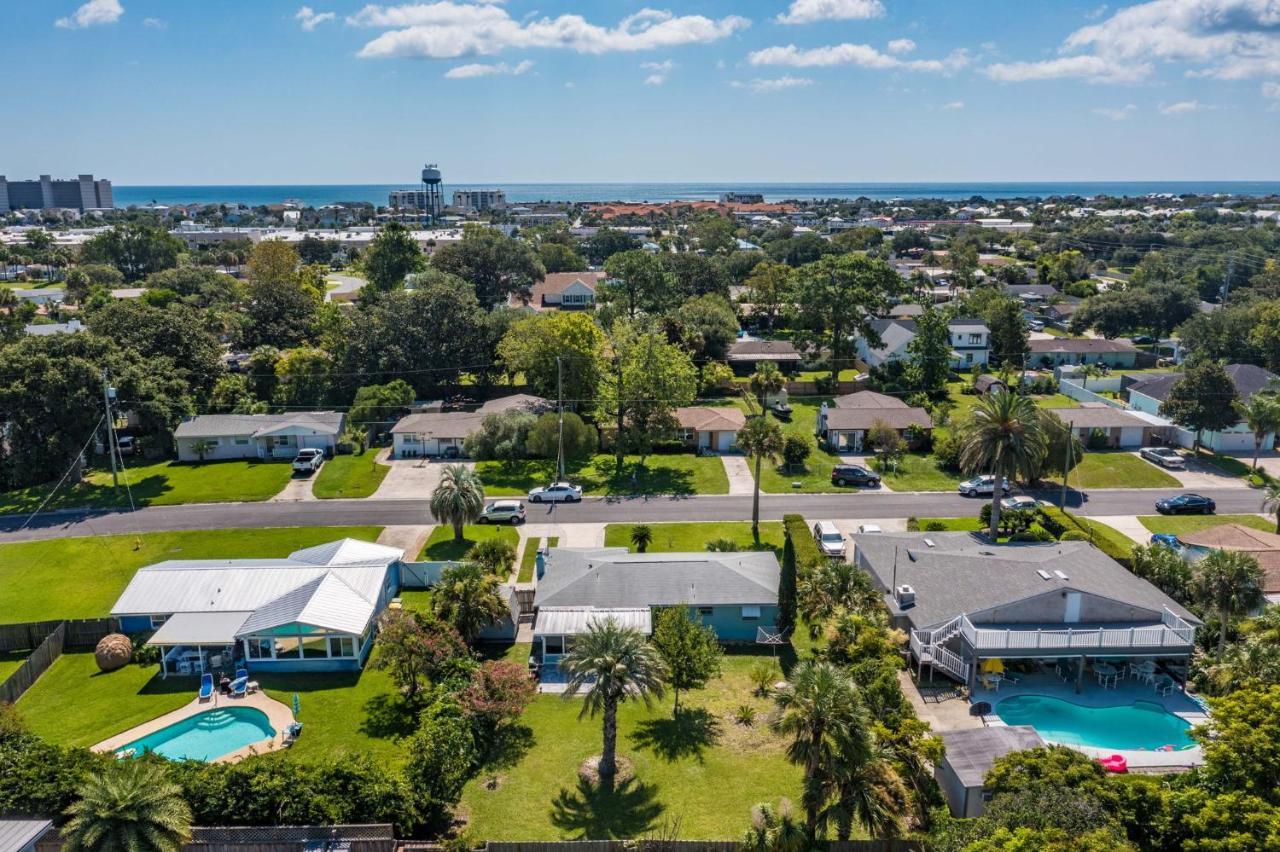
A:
995;695;1195;751
120;707;276;761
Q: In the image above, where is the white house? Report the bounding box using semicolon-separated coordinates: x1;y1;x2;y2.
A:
173;412;345;462
816;391;932;452
1127;364;1280;452
391;394;551;458
857;317;990;371
1045;403;1152;448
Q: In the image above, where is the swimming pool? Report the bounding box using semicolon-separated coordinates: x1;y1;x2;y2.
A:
119;707;276;761
995;695;1195;751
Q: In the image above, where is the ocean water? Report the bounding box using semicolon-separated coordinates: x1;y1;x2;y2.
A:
112;181;1280;209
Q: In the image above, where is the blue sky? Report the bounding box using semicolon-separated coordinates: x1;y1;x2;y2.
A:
4;0;1279;183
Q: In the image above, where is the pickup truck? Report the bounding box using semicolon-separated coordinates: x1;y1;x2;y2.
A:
292;448;325;474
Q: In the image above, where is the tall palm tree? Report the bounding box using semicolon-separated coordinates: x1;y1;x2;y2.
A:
961;390;1048;539
561;618;666;783
63;760;192;852
429;463;485;542
432;561;508;645
630;524;654;553
1190;549;1266;654
771;660;864;833
738;415;785;544
821;739;908;840
749;362;786;413
1242;392;1280;472
1263;482;1280;534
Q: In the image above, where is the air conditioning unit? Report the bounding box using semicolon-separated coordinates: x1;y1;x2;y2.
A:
895;584;916;608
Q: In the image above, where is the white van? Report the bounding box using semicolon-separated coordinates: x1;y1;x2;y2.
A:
813;521;845;558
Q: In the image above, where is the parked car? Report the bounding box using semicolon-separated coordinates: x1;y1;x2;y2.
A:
1028;319;1045;332
115;435;136;456
831;464;881;487
1155;493;1215;515
813;521;845;558
479;500;526;525
1150;533;1181;548
291;448;325;474
527;481;583;503
1000;495;1040;511
958;475;1010;497
1140;446;1186;468
1131;335;1156;346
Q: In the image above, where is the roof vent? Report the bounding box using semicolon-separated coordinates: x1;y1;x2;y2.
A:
895;585;916;608
1054;570;1069;581
923;538;936;548
1037;570;1052;581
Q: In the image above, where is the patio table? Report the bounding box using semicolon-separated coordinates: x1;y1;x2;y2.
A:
1094;663;1119;688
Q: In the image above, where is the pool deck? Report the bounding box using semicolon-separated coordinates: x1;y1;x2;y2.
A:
970;671;1207;770
91;690;296;764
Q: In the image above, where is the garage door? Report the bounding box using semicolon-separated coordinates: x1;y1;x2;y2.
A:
1213;432;1255;452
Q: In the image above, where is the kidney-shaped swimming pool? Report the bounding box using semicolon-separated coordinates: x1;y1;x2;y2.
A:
119;706;276;761
995;695;1195;751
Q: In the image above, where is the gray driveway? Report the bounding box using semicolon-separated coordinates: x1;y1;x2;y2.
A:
369;449;461;500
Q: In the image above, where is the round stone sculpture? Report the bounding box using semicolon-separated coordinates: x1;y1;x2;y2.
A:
94;633;134;672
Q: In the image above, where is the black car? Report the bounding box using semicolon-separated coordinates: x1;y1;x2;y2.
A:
831;464;880;487
1155;493;1216;515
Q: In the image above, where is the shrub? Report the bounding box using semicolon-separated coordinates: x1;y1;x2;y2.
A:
749;660;778;696
932;429;965;472
922;521;949;532
706;538;740;552
1037;508;1068;539
782;434;812;471
735;704;757;726
1009;526;1054;543
906;516;920;531
784;513;823;569
1061;530;1090;541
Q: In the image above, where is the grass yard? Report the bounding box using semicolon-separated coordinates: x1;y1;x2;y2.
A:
914;517;984;532
476;454;728;497
0;459;294;515
1138;514;1275;535
518;536;559;583
0;650;30;683
312;452;391;499
1042;508;1134;560
459;652;802;840
1043;451;1181;490
259;666;411;765
604;522;785;556
873;453;964;492
0;526;383;623
419;525;520;562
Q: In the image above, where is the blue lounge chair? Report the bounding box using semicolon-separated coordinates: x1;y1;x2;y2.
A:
235;667;248;682
198;673;214;701
230;676;248;698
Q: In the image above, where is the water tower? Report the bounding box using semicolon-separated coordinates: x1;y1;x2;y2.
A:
421;163;443;218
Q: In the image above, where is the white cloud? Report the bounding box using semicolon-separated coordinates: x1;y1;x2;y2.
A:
941;100;964;109
986;0;1280;84
351;4;750;59
296;6;337;31
776;0;884;25
444;59;533;78
143;17;165;29
55;0;123;29
749;43;970;75
1159;99;1206;113
642;59;673;84
886;38;916;54
1093;103;1138;119
731;75;814;93
1085;4;1109;19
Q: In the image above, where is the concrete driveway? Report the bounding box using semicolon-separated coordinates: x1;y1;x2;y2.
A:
369;449;468;500
721;456;756;496
270;472;316;501
837;454;890;493
1128;451;1248;490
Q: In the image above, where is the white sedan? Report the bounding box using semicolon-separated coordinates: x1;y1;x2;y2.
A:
527;481;583;503
1000;495;1041;512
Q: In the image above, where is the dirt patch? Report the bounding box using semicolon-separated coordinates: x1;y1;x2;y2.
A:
578;755;635;786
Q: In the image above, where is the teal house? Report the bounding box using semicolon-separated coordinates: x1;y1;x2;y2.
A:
532;547;780;677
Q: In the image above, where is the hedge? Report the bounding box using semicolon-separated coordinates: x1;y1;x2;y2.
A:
783;513;824;569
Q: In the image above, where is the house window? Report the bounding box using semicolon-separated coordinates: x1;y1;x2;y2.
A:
301;635;329;659
968;333;983;345
246;638;273;659
149;614;169;628
329;636;356;658
697;607;714;616
741;606;762;620
274;637;302;658
233;436;250;446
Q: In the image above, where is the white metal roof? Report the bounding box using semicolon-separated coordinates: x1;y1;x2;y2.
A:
534;607;653;636
149;611;253;645
291;538;404;566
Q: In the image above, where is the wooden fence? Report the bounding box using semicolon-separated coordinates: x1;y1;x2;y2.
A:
0;622;65;704
0;617;119;652
37;824;396;852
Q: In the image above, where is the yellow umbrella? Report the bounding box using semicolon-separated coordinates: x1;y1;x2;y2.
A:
981;658;1005;674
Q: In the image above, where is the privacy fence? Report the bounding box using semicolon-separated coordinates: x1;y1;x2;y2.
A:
0;617;120;704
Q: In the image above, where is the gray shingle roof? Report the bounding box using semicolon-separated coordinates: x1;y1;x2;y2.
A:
174;411;344;439
1043;404;1150;429
852;532;1198;631
1128;363;1280;405
1028;338;1137;354
535;548;779;609
940;727;1046;787
728;339;802;361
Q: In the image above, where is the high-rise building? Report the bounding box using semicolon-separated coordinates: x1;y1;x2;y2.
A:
0;174;113;212
388;163;443;218
452;189;507;213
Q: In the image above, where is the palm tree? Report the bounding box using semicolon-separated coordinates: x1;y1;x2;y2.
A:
429;463;485;542
1242;392;1280;472
630;524;654;553
742;800;809;852
771;660;864;833
961;390;1048;539
1263;482;1280;534
821;739;908;840
738;415;785;544
561;618;666;783
432;561;508;645
63;760;192;852
1190;549;1266;654
749;362;786;413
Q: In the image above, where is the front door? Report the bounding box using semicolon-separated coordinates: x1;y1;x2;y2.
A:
851;431;863;453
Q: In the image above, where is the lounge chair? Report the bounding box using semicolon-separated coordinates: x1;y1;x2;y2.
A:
235;667;248;682
230;676;248;698
198;673;214;701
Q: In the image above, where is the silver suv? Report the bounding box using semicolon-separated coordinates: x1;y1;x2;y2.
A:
479;500;526;525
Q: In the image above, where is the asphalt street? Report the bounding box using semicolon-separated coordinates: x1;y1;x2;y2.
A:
0;487;1269;542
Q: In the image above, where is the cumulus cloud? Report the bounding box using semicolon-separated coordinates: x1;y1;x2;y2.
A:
985;0;1280;84
731;75;815;93
886;38;916;54
444;59;533;78
642;59;673;85
350;3;750;59
749;43;970;75
941;100;964;109
55;0;123;29
296;6;337;31
1093;103;1138;119
143;17;165;29
776;0;885;25
1160;99;1207;113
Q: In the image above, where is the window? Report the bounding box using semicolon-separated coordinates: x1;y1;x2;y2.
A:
234;436;250;446
246;638;273;659
697;607;714;616
149;614;168;628
741;606;762;620
274;637;302;658
301;635;328;659
329;636;356;658
968;333;983;345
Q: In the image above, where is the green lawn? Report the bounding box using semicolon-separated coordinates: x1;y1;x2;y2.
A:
1042;508;1134;560
604;522;785;556
0;459;294;515
0;650;30;683
476;454;727;497
518;536;559;583
914;517;984;532
873;453;964;492
259;666;411;765
1043;451;1180;490
459;652;802;840
419;525;520;562
1138;514;1275;535
0;527;383;623
312;452;390;499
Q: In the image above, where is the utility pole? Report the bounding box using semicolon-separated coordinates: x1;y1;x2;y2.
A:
556;355;565;482
1060;419;1074;515
1222;255;1236;306
102;368;119;489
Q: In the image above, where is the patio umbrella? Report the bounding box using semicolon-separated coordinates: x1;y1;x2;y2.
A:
981;658;1005;674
